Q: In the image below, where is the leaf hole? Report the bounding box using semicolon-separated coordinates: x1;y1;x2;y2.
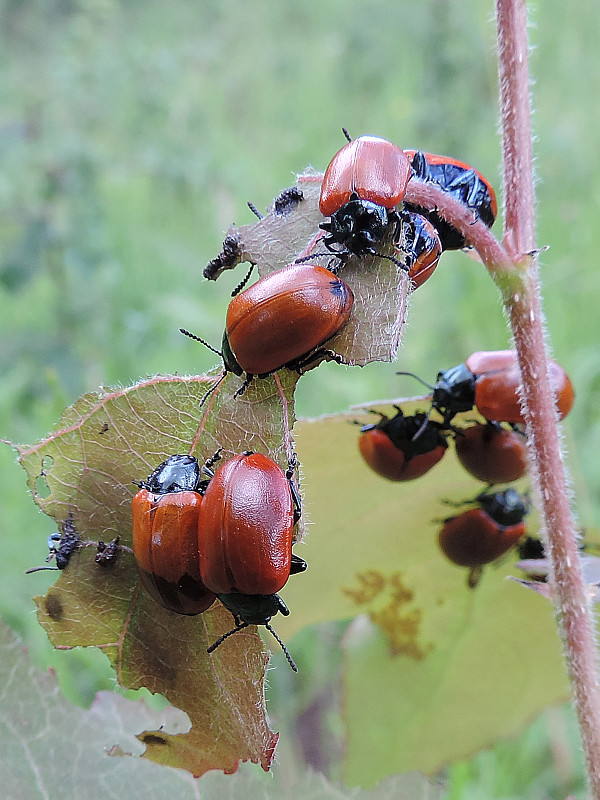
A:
35;474;50;499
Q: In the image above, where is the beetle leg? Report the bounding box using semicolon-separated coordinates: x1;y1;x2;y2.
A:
289;481;302;524
467;565;484;589
285;454;302;524
201;448;223;480
291;348;347;374
275;594;290;616
290;554;307;575
285;453;297;480
233;373;254;398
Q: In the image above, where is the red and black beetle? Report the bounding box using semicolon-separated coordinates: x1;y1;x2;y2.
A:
198;451;305;670
131;454;217;616
460;350;574;424
404;150;497;250
402;350;575;426
198;452;299;596
438;488;529;586
454;421;528;484
319;133;411;257
182;263;354;396
358;408;448;482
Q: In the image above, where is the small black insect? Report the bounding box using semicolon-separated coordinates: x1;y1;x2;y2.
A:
26;512;80;574
95;536;121;567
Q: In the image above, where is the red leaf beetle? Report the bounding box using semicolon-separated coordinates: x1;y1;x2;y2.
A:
198;452;298;596
439;488;529;587
463;350;574;423
198;451;305;671
401;350;575;426
131;454;217;616
454;421;528;484
319;132;411;257
181;263;354;397
358;408;448;482
404;150;497;250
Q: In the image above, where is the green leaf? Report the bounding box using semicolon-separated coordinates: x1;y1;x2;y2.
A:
16;373;302;777
0;621;191;799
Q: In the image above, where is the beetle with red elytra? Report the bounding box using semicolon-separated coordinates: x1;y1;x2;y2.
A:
182;262;354;398
319;130;411;259
131;450;306;671
399;349;575;427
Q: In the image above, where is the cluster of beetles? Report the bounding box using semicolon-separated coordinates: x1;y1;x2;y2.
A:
29;131;575;669
357;348;574;587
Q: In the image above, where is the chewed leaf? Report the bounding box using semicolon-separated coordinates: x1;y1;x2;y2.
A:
205;174;410;366
16;372;300;777
17;372;300;541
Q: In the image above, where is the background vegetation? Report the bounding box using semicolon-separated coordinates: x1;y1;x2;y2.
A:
1;0;598;796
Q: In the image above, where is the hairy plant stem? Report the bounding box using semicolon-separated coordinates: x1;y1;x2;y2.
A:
406;2;600;789
496;0;600;794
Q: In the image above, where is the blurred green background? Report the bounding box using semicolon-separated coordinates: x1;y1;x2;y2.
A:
1;0;598;796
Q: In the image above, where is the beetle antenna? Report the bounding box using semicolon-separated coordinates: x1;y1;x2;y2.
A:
297;249;407;273
25;566;59;574
265;623;298;672
341;127;352;143
198;370;228;411
231;264;254;297
508;422;527;439
396;370;435;391
373;251;409;272
207;622;249;654
293;252;340;267
247;201;263;220
179;328;223;357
